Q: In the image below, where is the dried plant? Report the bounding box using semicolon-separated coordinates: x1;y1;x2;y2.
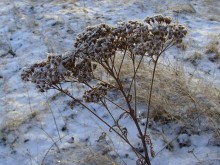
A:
21;15;187;165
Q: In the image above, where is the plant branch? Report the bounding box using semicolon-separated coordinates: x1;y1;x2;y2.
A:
144;57;159;136
55;86;144;159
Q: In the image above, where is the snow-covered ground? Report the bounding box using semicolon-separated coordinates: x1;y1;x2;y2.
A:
0;0;219;165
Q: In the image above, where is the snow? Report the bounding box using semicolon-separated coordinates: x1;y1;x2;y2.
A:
0;0;219;165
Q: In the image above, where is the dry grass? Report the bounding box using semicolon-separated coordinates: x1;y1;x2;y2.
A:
0;110;39;132
169;3;196;14
0;109;40;147
85;153;118;165
206;36;220;62
42;141;119;165
185;52;202;66
198;0;220;21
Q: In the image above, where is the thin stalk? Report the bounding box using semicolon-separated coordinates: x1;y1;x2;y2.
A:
34;124;60;152
84;82;128;112
132;54;137;116
44;94;62;142
41;135;67;165
103;96;128;112
111;73;151;165
144;41;174;136
127;55;144;96
144;58;159;136
101;99;131;142
109;54;118;76
117;49;127;78
100;99;117;124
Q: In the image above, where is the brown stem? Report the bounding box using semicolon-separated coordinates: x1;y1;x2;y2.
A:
101;99;132;143
127;55;144;96
91;55;151;163
144;57;159;136
117;48;127;78
132;54;137;116
84;82;128;112
109;54;118;76
111;73;151;164
143;41;175;136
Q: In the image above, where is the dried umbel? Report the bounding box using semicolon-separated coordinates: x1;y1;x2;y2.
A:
21;55;68;92
73;14;187;62
83;82;115;103
21;54;94;92
21;15;187;165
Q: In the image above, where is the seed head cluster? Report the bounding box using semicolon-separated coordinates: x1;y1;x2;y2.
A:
83;82;114;103
21;55;68;92
74;14;187;61
21;15;187;93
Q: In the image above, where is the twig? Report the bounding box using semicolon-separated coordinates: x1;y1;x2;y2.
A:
41;135;67;165
44;94;62;142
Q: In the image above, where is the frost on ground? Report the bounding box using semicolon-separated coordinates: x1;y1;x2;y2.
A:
0;0;220;165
